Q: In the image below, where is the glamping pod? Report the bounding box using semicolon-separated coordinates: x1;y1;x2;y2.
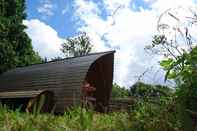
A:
0;51;115;113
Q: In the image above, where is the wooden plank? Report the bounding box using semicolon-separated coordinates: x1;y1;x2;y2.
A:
0;90;44;98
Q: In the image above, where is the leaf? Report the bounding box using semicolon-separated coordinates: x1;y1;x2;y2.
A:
160;58;173;70
167;71;176;79
164;70;170;82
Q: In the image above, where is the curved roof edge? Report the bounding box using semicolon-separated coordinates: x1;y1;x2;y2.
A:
42;50;115;64
15;50;116;69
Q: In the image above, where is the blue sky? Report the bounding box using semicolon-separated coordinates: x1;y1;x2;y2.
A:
26;0;77;37
26;0;152;38
24;0;197;87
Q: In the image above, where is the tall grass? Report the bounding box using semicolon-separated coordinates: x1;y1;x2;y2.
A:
0;106;131;131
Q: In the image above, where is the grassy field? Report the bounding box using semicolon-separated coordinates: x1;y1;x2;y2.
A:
0;107;132;131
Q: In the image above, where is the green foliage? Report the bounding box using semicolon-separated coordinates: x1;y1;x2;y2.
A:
146;9;197;129
0;0;42;74
144;7;197;130
147;36;197;130
111;83;130;98
128;82;180;131
61;32;92;57
32;94;46;115
130;97;181;131
160;47;197;83
159;46;197;130
130;82;173;98
0;107;132;131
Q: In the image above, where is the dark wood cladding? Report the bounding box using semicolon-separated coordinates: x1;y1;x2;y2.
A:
0;51;115;113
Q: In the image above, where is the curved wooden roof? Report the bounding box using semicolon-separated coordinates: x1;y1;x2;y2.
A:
0;51;115;92
0;51;115;113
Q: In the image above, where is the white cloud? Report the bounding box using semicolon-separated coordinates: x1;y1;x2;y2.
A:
104;0;131;11
151;0;195;12
74;0;101;21
37;0;56;19
74;0;197;87
23;19;64;60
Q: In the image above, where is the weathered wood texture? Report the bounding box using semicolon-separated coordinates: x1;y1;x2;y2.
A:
0;90;44;98
0;51;115;113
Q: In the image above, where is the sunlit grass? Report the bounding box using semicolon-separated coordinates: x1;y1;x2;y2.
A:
0;107;131;131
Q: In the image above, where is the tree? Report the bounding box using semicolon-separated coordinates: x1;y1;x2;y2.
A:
145;7;197;84
130;82;172;98
111;83;130;98
61;32;92;57
130;83;177;131
0;0;42;73
147;7;197;130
